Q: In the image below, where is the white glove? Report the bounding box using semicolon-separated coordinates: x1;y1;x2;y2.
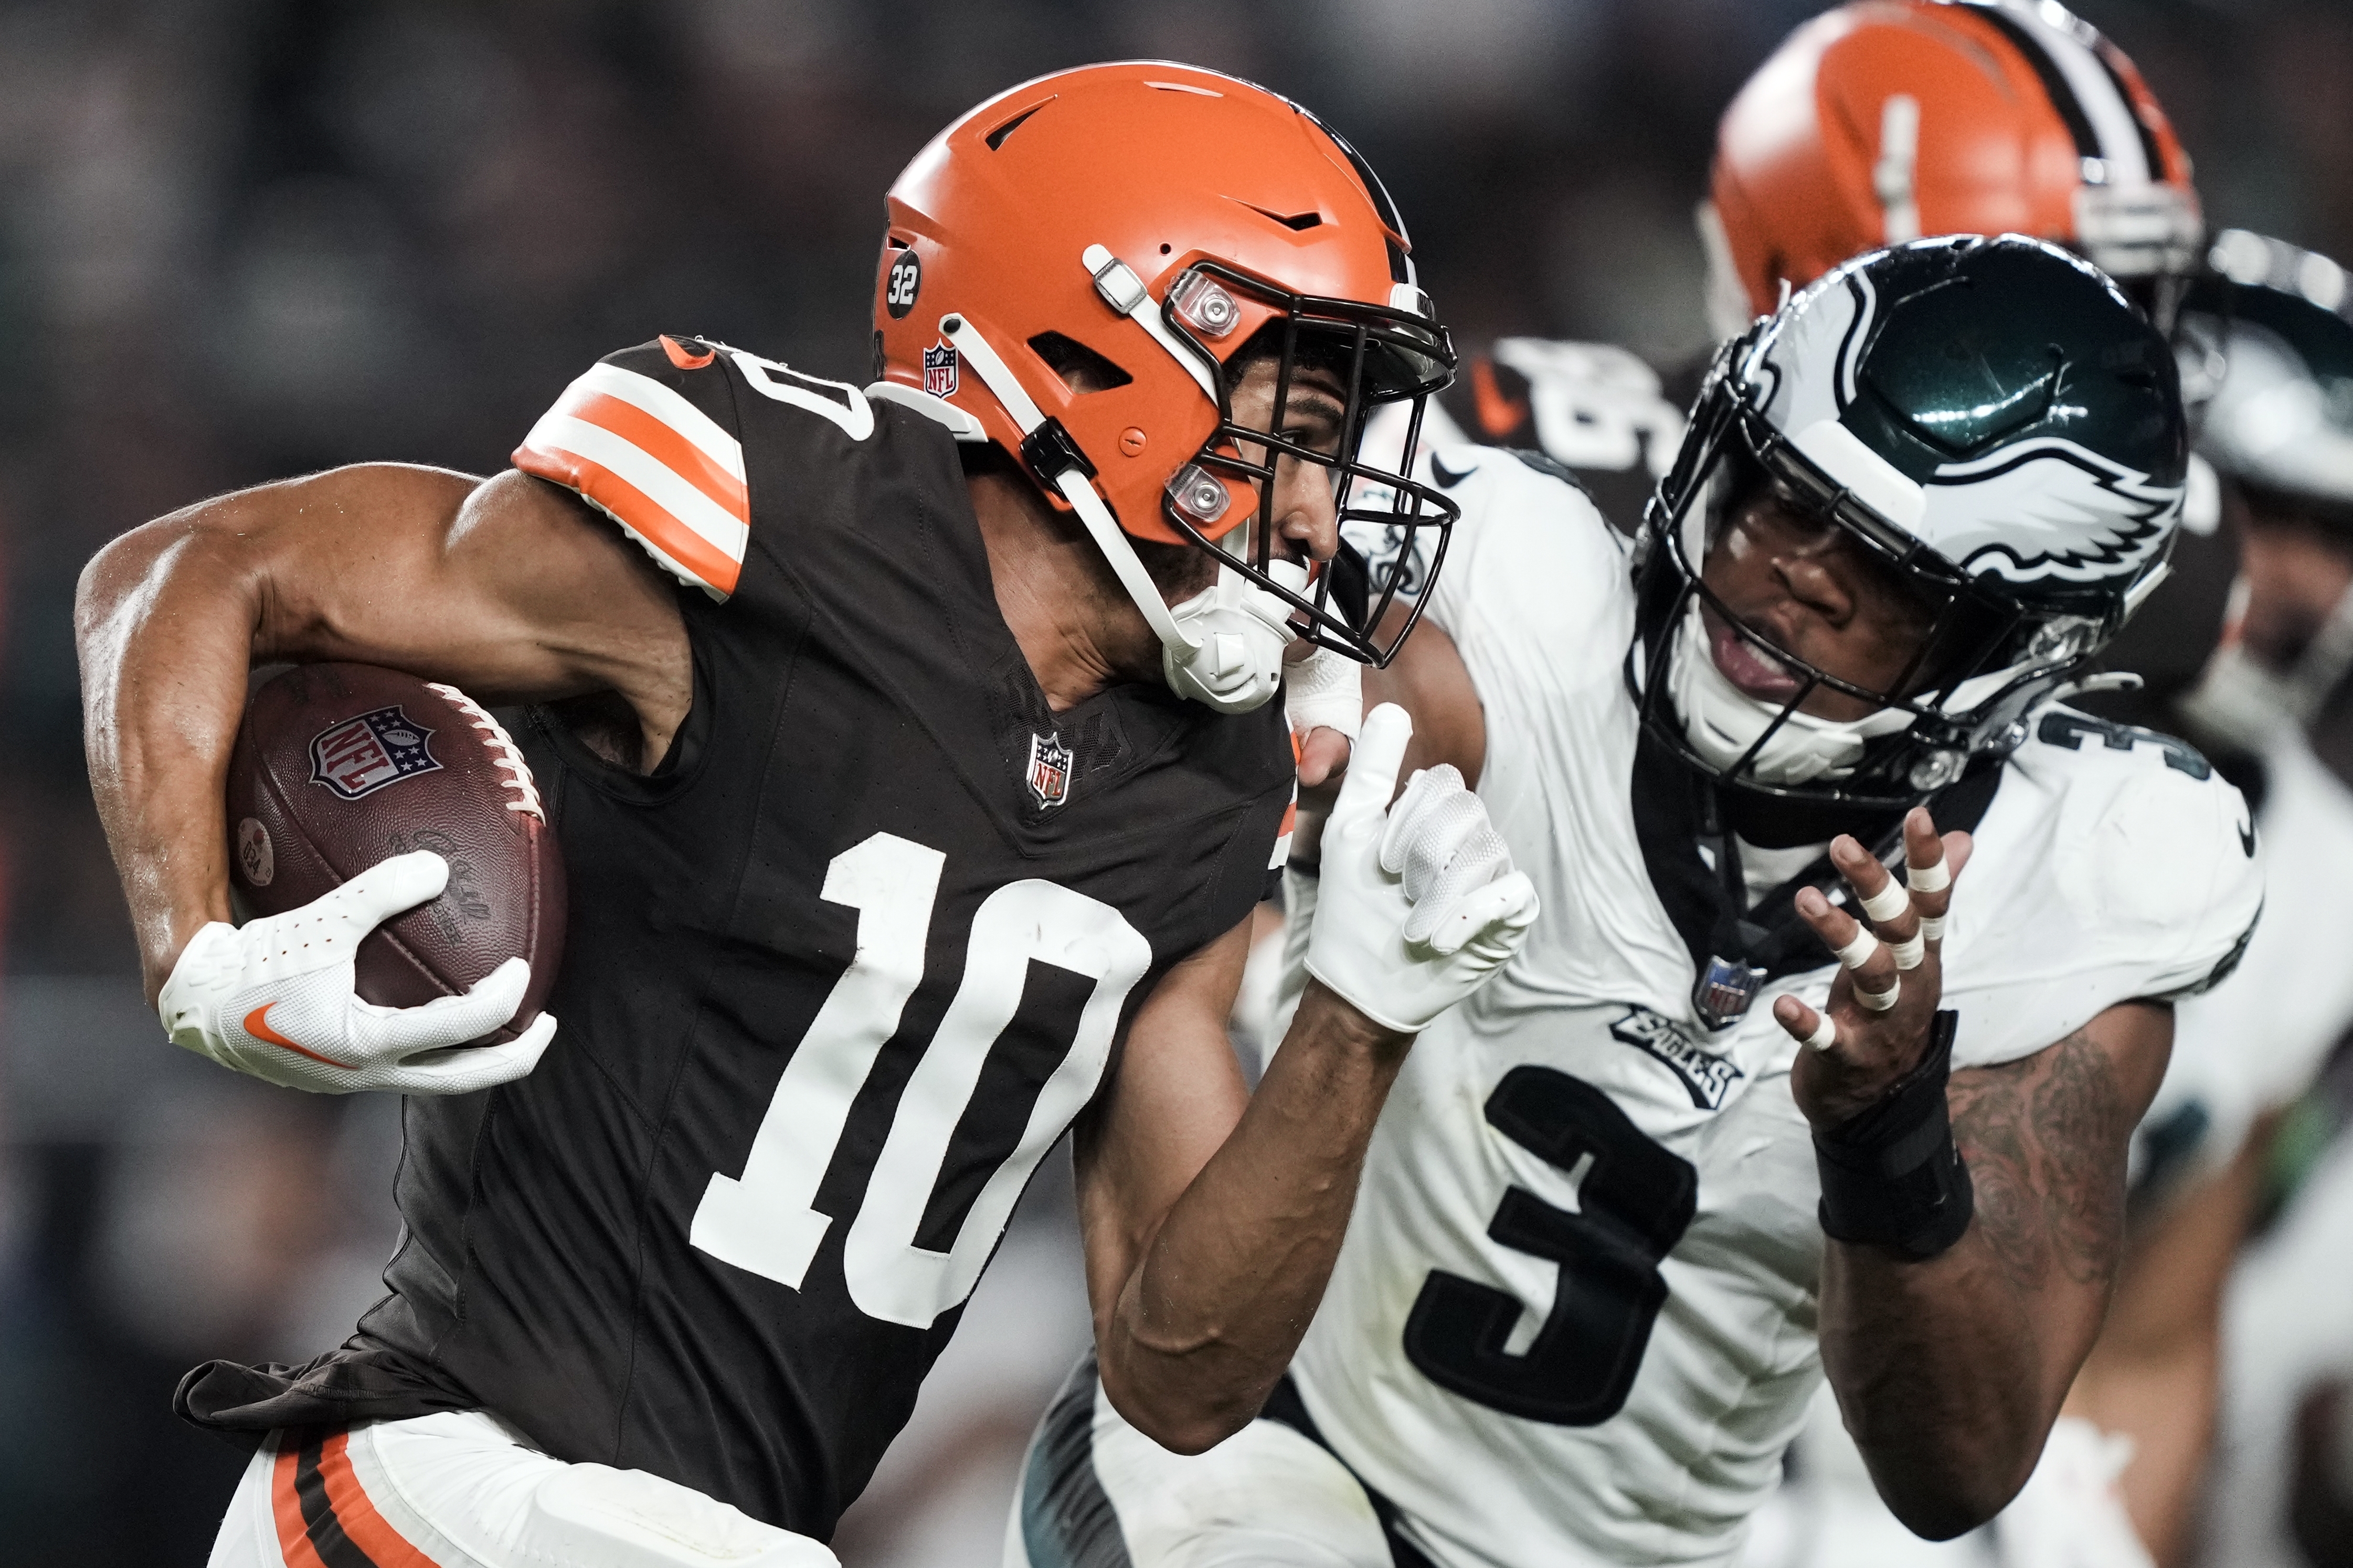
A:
158;850;555;1095
1284;643;1364;741
1303;703;1539;1033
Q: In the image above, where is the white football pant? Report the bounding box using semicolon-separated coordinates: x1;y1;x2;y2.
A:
207;1409;836;1568
1006;1358;1396;1568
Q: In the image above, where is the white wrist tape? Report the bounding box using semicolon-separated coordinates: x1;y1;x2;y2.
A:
1859;882;1911;923
1907;857;1952;894
1833;929;1881;970
1284;645;1365;741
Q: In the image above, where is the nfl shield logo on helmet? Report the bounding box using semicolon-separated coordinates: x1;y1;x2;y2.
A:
309;706;443;800
1692;954;1766;1030
1026;731;1073;809
923;340;960;398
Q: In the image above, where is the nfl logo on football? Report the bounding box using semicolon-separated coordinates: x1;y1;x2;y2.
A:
308;705;443;801
923;340;959;399
1026;731;1072;809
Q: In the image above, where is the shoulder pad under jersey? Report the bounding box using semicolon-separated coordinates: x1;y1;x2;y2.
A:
1419;442;1629;653
2022;707;2262;1000
1445;337;1699;531
1945;705;2263;1068
513;337;877;602
515;336;752;599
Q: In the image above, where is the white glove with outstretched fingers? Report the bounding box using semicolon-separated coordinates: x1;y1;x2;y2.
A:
1303;703;1540;1033
158;850;556;1094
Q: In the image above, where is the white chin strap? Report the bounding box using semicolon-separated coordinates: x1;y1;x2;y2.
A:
1665;605;1913;785
1163;559;1308;713
939;311;1299;714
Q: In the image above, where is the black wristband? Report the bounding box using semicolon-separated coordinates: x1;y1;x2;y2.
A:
1814;1009;1974;1260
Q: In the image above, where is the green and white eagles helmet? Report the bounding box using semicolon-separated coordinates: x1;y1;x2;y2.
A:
2186;230;2353;513
1634;233;2189;806
2174;231;2353;746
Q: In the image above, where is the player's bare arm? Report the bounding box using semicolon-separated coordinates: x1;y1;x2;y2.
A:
1365;614;1487;788
1072;915;1415;1452
1776;817;2172;1537
76;463;685;1005
1071;676;1532;1452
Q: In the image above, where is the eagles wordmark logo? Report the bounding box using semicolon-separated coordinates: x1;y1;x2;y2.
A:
1026;731;1073;809
309;706;441;800
1610;1006;1744;1112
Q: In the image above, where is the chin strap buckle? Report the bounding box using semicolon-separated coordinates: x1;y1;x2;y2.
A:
1020;417;1098;485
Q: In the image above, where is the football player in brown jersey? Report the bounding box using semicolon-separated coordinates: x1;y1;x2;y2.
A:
77;62;1538;1568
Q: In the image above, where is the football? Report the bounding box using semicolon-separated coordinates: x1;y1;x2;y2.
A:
224;663;566;1043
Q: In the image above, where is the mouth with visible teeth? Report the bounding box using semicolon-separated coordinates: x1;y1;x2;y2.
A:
1704;607;1805;701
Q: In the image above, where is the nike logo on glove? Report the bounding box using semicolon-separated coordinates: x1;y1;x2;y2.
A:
242;1003;345;1068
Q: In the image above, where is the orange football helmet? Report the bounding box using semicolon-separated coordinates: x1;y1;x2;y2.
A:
1706;0;2200;336
871;61;1456;672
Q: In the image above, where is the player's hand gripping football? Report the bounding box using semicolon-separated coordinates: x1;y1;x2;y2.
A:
1776;807;1975;1128
1304;703;1540;1034
158;850;556;1095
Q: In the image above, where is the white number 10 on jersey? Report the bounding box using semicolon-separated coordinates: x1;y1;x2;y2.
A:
690;831;1151;1328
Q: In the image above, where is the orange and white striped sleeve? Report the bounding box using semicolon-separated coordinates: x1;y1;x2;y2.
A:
513;336;749;600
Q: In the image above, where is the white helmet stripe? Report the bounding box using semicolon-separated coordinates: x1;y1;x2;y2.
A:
1980;1;2150;184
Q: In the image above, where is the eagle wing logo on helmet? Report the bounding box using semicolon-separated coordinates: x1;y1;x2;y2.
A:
1747;269;1877;435
1753;255;2180;587
1923;438;2180;584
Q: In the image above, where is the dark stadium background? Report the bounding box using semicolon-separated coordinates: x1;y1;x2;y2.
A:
2;2;2348;1563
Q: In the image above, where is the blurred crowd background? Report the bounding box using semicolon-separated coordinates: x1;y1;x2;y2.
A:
4;1;2351;1563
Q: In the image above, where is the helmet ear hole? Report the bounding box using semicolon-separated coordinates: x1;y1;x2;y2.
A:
1027;332;1135;395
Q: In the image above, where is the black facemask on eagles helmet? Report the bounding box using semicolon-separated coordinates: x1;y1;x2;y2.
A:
1630;234;2190;808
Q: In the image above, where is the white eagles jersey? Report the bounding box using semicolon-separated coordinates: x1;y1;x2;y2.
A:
1286;445;2263;1568
2148;729;2353;1188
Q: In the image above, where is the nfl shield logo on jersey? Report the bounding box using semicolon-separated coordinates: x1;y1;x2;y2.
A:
1692;954;1767;1030
1026;731;1073;809
309;706;442;800
923;340;960;398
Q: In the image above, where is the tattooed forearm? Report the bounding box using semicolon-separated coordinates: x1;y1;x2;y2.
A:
1947;1025;2135;1295
1820;1003;2168;1532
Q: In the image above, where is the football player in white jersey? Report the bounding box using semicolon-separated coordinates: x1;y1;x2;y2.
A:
1339;6;2237;1561
1008;235;2263;1568
2106;236;2353;1568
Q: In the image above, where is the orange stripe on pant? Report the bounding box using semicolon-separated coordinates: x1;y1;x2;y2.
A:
271;1444;337;1568
512;441;744;596
315;1431;437;1566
